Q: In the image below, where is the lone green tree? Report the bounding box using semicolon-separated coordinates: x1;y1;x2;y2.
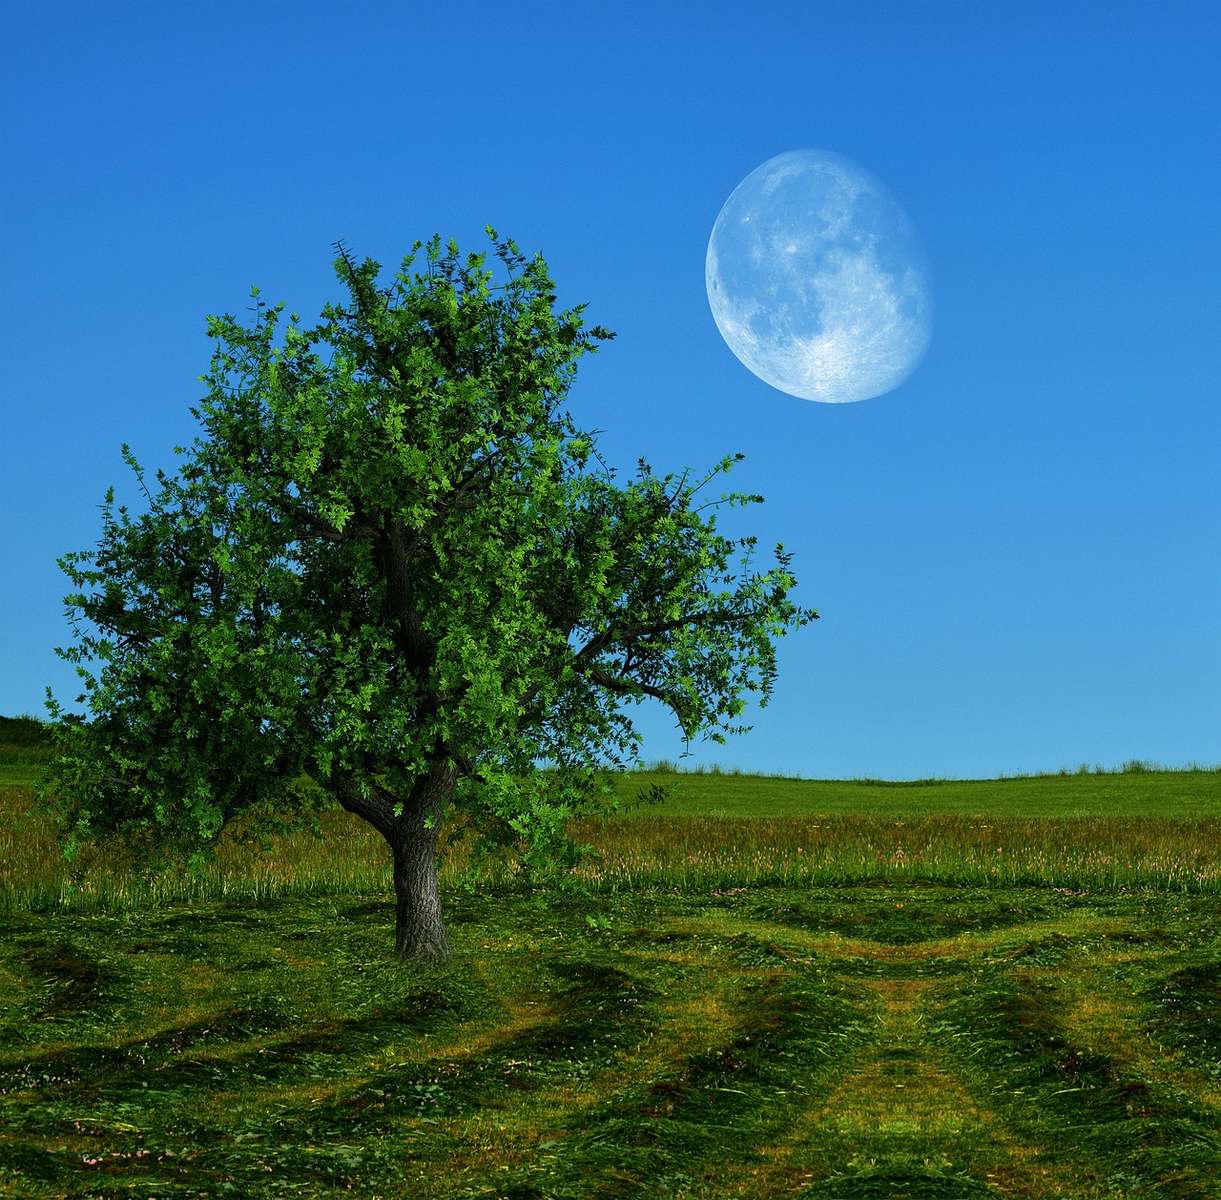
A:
44;232;816;960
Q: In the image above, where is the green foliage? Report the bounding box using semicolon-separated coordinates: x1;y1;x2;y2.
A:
41;231;814;885
0;716;51;750
0;716;54;768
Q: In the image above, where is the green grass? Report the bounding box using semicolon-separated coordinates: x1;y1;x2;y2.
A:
615;765;1221;819
1;742;1219;1196
0;885;1218;1197
5;764;1219;914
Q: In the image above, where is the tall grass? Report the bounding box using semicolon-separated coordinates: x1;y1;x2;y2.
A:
569;813;1221;893
0;789;394;914
4;774;1219;915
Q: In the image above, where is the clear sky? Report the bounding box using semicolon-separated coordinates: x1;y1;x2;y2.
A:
3;1;1218;779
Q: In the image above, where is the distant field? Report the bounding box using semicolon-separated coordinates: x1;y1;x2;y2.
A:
2;730;1219;1196
611;766;1221;819
7;755;1221;816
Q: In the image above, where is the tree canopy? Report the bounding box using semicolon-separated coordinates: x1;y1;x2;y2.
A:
43;231;816;957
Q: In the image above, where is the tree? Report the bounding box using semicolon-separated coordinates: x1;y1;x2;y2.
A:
43;231;817;960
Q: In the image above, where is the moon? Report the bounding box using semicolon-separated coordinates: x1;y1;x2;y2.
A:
706;149;932;404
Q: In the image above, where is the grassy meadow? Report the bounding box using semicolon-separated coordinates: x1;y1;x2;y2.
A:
1;718;1219;1197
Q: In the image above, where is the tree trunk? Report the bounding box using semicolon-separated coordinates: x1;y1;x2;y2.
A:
386;761;455;960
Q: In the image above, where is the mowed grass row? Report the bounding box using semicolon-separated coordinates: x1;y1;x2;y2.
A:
3;764;1221;914
1;884;1218;1197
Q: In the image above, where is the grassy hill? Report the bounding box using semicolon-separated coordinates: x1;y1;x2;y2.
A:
614;763;1221;819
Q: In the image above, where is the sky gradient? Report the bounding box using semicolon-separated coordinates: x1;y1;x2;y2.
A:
3;1;1218;779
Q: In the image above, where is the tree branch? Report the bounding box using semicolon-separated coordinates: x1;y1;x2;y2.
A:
332;770;396;838
277;492;378;543
378;518;439;695
570;606;751;664
583;667;670;704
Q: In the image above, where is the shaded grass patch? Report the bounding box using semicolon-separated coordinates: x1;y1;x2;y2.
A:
934;966;1221;1197
1149;962;1221;1079
800;1166;1000;1199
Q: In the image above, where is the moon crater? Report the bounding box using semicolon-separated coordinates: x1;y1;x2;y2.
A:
706;149;932;404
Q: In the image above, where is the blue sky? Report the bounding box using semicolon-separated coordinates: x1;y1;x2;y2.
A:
3;1;1218;779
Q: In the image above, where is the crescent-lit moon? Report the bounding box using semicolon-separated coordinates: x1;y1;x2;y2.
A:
706;149;933;404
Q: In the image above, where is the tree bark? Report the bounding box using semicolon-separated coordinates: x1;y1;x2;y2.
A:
386;760;455;960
